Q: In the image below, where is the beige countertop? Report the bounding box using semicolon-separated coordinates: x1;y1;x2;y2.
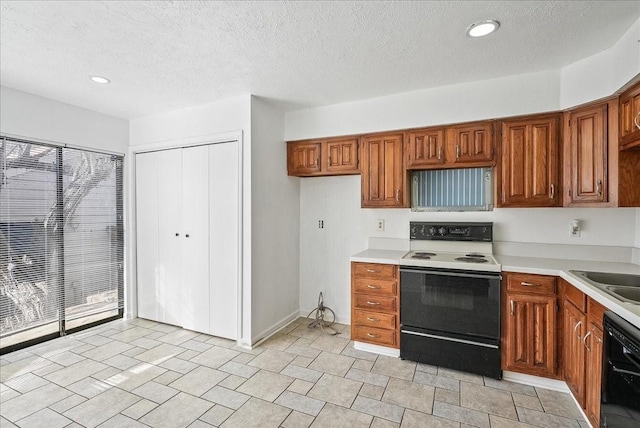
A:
350;250;640;328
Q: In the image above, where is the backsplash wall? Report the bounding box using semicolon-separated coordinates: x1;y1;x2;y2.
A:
299;175;637;324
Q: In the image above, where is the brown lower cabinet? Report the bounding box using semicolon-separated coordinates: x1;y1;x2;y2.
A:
351;262;399;348
503;274;607;428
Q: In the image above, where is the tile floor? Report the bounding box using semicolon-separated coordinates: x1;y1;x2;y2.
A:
1;317;588;428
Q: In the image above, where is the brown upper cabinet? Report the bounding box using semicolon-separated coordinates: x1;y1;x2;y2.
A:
406;122;494;170
287;136;359;177
360;132;408;208
564;100;617;206
445;121;494;167
497;114;561;207
619;80;640;150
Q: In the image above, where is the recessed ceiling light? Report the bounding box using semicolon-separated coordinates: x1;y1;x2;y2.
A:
466;20;500;38
90;75;111;84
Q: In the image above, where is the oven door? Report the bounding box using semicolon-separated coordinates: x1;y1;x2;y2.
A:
400;267;501;341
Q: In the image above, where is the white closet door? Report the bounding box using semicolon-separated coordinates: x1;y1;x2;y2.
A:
157;148;183;326
135;152;160;322
209;141;238;339
180;145;211;333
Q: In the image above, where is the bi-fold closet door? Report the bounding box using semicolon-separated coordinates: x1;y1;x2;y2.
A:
136;142;238;339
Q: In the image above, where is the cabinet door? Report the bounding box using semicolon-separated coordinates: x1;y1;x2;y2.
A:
287;142;321;176
135;151;160;322
407;128;445;168
326;138;359;174
563;301;586;407
498;115;560;207
619;82;640;149
360;133;407;208
568;104;608;204
585;324;603;427
208;141;239;340
180;145;210;333
157;148;183;326
446;122;494;166
503;294;556;377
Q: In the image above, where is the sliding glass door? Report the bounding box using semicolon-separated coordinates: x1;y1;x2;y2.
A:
0;137;124;353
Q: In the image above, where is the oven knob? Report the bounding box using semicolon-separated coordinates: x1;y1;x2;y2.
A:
429;227;436;236
438;227;447;235
411;226;417;236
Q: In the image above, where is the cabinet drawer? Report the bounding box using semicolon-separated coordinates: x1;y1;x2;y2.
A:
353;294;396;312
353;310;396;330
354;278;397;295
506;273;556;295
353;262;396;280
564;282;586;312
353;325;396;347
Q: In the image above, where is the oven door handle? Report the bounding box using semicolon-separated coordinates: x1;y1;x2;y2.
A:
400;268;500;280
623;346;640;371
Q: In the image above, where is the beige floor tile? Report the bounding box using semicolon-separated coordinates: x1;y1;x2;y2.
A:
201;386;251;410
67;377;113;398
352;358;375;371
247;349;296;373
129;337;162;350
218;374;247;390
308;351;355;377
158;356;199;374
139;391;213;428
3;372;50;393
220;397;291;428
282;410;315;428
103;362;166;391
490;414;539;428
49;394;87;413
437;367;484;385
483;377;536;396
121;398;158;420
108;327;155;343
290;355;315;367
352;395;405;423
46;351;86;367
400;409;459;428
371;417;400;428
152;370;183;386
460;381;517;419
535;387;585;420
178;339;212;353
63;387;141;428
516;406;582;428
371;355;416;381
98;413;149;427
199;404;234;426
383;377;434;414
169;366;228;396
346;367;389;387
133;343;184;365
262;333;300;351
287;379;315;395
340;343;379;361
102;354;141;371
513;392;544;412
274;390;325;416
44;359;108;387
435;387;460;405
231;352;255;364
359;383;385;400
288;324;323;341
413;370;460;392
81;341;134;361
281;364;323;382
432;400;490;428
308;335;350;354
132;380;179;404
15;407;71;428
219;360;260;378
1;355;55;383
310;403;372;428
191;346;240;369
236;370;294;402
157;329;200;345
307;373;362;408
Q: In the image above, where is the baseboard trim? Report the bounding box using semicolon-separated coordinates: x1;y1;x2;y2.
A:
353;341;400;357
502;371;569;392
248;310;300;349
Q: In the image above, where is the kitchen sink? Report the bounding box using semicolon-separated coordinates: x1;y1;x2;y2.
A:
570;271;640;304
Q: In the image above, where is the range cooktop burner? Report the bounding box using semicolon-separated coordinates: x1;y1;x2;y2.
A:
412;252;436;259
455;257;489;263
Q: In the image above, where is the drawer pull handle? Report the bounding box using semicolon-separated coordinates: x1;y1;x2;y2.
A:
597;180;603;197
366;333;380;338
520;281;540;287
583;331;592;352
366;269;381;273
367;284;382;289
366;317;380;322
366;301;381;306
574;320;582;339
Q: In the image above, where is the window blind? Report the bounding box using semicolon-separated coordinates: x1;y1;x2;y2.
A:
0;137;123;350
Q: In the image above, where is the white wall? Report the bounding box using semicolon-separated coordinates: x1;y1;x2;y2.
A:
0;86;128;153
249;97;300;342
288;21;640;324
285;70;560;141
128;95;254;344
560;17;640;108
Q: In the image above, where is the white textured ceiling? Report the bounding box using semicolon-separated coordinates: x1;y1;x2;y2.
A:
1;1;639;119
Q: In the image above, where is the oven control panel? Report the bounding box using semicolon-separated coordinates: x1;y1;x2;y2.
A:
410;222;493;242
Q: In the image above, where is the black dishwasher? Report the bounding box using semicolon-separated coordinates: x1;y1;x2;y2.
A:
601;312;640;428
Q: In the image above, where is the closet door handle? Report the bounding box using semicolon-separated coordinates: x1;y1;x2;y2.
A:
550;184;555;199
574;321;582;339
583;331;592;352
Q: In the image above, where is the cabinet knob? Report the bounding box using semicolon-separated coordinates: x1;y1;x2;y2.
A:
185;234;190;238
175;233;180;237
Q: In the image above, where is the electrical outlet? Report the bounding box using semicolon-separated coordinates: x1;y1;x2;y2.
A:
570;219;580;237
376;219;385;231
318;220;324;229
